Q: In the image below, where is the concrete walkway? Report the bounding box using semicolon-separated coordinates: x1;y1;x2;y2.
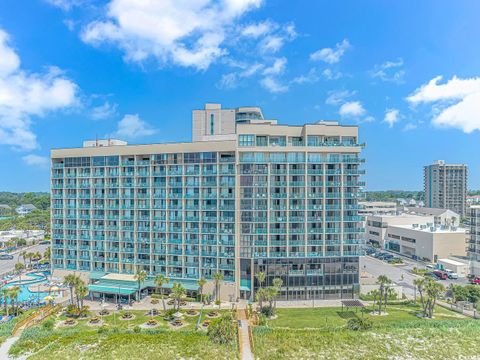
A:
237;309;254;360
0;336;19;360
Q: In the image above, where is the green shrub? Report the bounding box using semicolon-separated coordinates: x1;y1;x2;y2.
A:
41;319;55;331
207;313;236;345
257;314;267;326
97;325;109;334
346;317;373;331
133;326;141;333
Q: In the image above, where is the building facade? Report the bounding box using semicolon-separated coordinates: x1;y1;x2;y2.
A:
51;104;365;301
424;160;467;218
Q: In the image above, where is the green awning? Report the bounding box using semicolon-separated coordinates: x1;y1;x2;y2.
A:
88;284;137;295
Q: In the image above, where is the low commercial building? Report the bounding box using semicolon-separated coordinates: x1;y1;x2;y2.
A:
0;229;45;247
385;224;466;262
365;214;433;248
405;207;460;227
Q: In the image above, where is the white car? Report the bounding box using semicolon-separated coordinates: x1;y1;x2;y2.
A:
445;269;458;279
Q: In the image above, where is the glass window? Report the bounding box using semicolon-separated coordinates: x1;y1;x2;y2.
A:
269;136;286;147
239;135;255;147
256;136;268;147
92;156;106;167
210;114;215;135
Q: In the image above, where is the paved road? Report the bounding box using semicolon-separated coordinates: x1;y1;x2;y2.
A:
360;256;469;299
0;244;49;276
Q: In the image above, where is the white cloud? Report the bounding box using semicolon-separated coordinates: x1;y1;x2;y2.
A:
407;75;480;104
310;39;350;64
292;68;319;85
81;0;263;70
325;89;356;106
0;29;78;151
22;154;49;167
407;75;480;133
322;68;342;80
45;0;87;11
241;21;271;38
262;57;286;76
91;101;118;120
260;77;288;93
259;35;284;53
111;114;156;139
370;58;405;83
217;62;264;89
432;92;480;133
403;123;417;131
384;108;401;127
339;101;366;118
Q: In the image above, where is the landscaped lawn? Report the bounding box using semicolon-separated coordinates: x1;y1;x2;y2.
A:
254;303;480;360
9;309;239;360
268;303;465;329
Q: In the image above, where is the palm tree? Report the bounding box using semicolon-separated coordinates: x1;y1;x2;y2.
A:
171;283;186;311
213;272;224;303
376;275;392;314
19;251;27;266
272;277;283;309
256;271;266;289
8;286;21;316
255;287;267;311
154;275;169;311
43;247;51;261
2;288;9;316
197;278;207;304
15;263;25;283
64;274;79;305
134;270;147;301
75;281;89;309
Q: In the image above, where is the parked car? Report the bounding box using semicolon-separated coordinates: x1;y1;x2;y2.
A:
445;269;458;279
426;264;434;270
433;270;448;280
0;254;13;260
469;277;480;285
425;272;439;280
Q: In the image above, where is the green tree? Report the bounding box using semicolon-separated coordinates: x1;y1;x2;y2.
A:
171;283;186;311
75;281;89;309
376;275;392;314
197;278;207;304
64;274;79;305
256;271;266;289
213;272;224;302
154;274;169;311
8;286;21;316
15;262;25;283
134;270;147;301
424;280;445;318
272;277;283;309
1;288;8;316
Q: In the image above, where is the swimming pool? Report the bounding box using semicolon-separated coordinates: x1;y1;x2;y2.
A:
4;272;52;303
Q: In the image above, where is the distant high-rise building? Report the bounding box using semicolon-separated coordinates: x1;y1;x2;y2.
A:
424;160;467;217
51;103;365;302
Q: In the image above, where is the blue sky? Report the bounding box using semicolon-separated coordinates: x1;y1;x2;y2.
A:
0;0;480;192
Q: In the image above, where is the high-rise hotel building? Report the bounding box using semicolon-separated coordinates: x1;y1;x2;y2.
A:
51;103;365;301
424;160;467;218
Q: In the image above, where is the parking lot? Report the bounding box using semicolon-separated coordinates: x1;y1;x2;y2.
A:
361;249;470;299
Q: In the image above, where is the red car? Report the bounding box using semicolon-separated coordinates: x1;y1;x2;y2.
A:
469;277;480;285
433;270;448;280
